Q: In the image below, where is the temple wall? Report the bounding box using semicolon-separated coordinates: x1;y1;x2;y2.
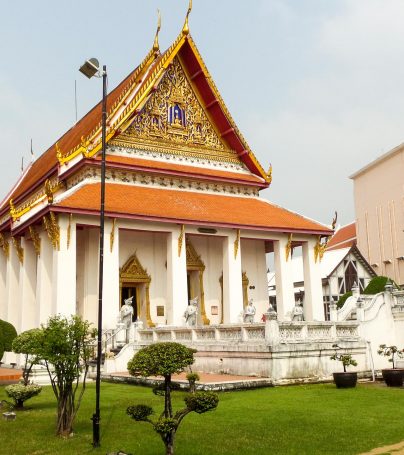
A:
187;235;223;325
0;251;7;320
241;239;268;321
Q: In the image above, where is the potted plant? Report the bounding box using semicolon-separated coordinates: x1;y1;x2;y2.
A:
330;345;358;388
377;345;404;387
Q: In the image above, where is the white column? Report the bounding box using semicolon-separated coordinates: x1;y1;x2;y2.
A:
222;231;243;323
52;214;76;317
166;227;187;326
6;238;20;330
273;238;296;321
302;238;324;321
0;249;7;320
103;219;120;329
36;230;53;325
20;238;37;332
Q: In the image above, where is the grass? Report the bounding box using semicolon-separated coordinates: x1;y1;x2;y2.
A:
1;381;404;454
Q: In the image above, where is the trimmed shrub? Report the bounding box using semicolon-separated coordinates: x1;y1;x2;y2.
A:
127;404;154;421
0;338;4;362
0;319;17;352
364;276;395;295
337;291;352;309
5;383;42;409
184;391;219;414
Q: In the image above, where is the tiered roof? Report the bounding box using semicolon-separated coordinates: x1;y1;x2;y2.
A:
1;21;332;237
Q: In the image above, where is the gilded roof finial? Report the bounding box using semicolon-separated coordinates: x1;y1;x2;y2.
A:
267;163;273;184
153;9;162;56
182;0;192;36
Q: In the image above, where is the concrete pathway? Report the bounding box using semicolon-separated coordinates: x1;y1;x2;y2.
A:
360;441;404;455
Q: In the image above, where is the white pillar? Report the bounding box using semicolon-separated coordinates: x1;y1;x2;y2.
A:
166;227;187;326
222;231;243;323
83;228;99;326
0;249;7;320
273;238;296;321
302;238;324;321
6;238;20;330
52;214;76;317
20;238;37;332
103;219;120;329
36;230;53;325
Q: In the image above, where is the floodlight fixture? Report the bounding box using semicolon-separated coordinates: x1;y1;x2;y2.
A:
79;58;100;79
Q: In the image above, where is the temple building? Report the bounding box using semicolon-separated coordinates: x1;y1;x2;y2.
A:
0;14;332;335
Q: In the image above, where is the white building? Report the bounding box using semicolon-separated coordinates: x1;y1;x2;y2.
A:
0;17;332;338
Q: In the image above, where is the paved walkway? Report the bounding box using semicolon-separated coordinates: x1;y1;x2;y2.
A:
0;367;22;384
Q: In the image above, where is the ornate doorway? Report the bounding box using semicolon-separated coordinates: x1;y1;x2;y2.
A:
120;253;154;327
186;239;209;325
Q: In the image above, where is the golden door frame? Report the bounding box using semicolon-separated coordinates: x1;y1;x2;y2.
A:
119;253;155;327
219;271;249;324
186;240;210;325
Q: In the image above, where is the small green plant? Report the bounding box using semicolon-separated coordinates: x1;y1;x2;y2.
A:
330;345;357;372
377;344;403;369
186;372;200;393
12;328;43;385
127;342;219;455
336;291;352;309
5;383;42;409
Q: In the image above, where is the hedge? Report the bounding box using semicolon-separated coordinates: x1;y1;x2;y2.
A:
363;276;396;295
0;319;18;352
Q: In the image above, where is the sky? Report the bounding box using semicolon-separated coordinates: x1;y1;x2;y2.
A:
1;0;403;226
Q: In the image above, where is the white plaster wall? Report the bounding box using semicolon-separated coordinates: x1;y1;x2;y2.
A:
241;238;268;320
120;230;167;326
0;251;7;320
188;235;223;325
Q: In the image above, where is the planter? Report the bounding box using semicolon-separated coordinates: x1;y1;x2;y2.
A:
2;412;16;421
382;369;404;387
333;372;357;388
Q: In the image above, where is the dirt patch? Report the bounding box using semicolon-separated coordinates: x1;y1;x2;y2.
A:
359;441;404;455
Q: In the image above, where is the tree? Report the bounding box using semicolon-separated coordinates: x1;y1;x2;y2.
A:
127;342;219;455
38;315;94;437
12;329;43;385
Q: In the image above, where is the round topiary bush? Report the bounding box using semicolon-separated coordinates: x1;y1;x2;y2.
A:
184;391;219;414
363;276;394;295
0;319;17;352
127;404;154;421
5;383;42;409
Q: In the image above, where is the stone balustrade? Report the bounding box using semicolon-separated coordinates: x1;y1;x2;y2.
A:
134;320;359;346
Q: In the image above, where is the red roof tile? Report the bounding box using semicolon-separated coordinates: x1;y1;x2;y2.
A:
55;183;331;234
327;222;356;251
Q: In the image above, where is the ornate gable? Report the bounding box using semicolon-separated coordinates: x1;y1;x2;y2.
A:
111;57;241;164
120;253;151;283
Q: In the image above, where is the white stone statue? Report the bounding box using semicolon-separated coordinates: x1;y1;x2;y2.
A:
120;296;134;328
244;299;256;323
291;299;304;321
184;297;198;326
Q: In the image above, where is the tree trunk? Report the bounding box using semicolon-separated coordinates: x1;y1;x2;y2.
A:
15;399;24;409
56;389;74;437
164;375;172;418
165;431;175;455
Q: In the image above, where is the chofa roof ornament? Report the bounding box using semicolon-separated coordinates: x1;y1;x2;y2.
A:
182;0;192;36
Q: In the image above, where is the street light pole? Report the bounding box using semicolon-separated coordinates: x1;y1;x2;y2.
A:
93;64;107;448
79;58;107;448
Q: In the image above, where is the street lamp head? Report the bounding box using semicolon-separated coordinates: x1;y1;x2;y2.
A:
79;58;100;79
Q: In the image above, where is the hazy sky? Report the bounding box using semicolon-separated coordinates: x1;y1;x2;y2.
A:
1;0;403;226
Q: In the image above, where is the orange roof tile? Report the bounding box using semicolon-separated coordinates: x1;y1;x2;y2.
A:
97;155;265;184
55;183;331;234
327;222;356;251
1;49;160;210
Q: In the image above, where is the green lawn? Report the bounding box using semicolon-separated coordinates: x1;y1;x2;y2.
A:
1;382;403;454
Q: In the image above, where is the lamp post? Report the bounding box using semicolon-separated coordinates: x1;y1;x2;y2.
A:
79;57;107;448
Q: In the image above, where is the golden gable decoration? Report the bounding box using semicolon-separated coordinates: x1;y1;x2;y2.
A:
112;57;239;163
120;252;151;283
